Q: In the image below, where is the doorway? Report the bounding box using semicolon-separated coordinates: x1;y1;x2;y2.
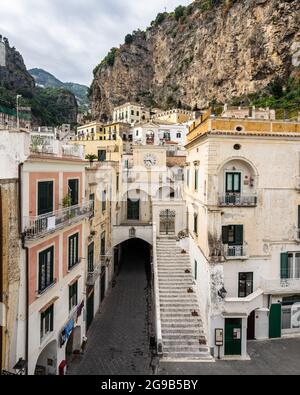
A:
247;311;256;340
225;318;242;356
86;287;94;332
159;209;176;235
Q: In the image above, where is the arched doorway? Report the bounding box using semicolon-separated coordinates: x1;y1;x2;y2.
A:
159;209;176;235
34;340;57;375
247;310;256;340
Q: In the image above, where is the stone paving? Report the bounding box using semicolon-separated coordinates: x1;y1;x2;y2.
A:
68;242;153;375
158;337;300;375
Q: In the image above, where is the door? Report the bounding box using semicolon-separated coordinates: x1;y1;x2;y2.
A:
86;289;94;332
160;210;176;235
269;304;282;338
101;267;106;303
87;242;94;273
225;318;242;356
68;179;79;206
38;181;54;215
247;311;256;340
127;199;140;221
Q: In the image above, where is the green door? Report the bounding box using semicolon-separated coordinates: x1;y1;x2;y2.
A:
269;304;282;338
225;318;242;356
86;289;94;332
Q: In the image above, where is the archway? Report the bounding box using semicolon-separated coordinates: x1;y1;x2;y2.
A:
34;340;57;375
116;238;152;284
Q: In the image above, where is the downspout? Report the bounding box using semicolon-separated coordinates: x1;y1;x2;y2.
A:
19;163;29;375
0;186;3;371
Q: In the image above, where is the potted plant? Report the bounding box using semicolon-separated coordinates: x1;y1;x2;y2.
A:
62;194;75;220
192;310;199;317
187;288;194;294
85;153;98;167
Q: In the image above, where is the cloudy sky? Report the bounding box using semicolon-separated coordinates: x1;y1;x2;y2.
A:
1;0;191;86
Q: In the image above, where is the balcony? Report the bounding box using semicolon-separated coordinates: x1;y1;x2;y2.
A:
260;277;300;295
23;201;92;240
218;193;257;207
225;245;248;260
86;264;102;286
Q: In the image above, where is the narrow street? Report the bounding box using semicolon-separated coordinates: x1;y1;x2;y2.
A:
68;240;153;375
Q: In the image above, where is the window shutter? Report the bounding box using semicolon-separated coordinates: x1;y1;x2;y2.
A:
280;252;289;279
222;226;229;244
298;206;300;230
235;225;244;245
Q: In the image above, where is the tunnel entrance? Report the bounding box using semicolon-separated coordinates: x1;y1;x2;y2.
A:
115;238;152;283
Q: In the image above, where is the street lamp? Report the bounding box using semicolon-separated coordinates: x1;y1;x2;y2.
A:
16;94;22;129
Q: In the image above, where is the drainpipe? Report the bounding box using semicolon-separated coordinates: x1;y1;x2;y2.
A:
19;163;29;375
0;186;3;371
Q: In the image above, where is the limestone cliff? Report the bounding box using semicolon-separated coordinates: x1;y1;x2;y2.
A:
90;0;300;120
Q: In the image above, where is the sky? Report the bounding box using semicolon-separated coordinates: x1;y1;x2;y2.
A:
0;0;191;86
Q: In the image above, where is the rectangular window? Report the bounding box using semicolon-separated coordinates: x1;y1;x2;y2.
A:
102;190;107;212
38;181;54;216
222;225;244;245
282;252;300;279
194;214;198;236
101;232;106;257
69;281;78;311
194;169;199;191
38;247;54;294
40;305;54;340
176;133;181;138
127;199;140;221
68;233;79;270
116;174;119;192
88;242;94;273
226;172;241;193
68;179;79;206
90;193;95;218
238;273;253;297
98;150;106;162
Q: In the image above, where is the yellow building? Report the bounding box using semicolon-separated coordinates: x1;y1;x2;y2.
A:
152;108;195;124
187;109;300;143
103;122;131;140
77;121;105;140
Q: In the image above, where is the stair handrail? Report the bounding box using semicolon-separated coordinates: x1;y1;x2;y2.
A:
152;222;163;355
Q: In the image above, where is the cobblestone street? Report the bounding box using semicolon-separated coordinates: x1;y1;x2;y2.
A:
68;241;153;375
158;337;300;375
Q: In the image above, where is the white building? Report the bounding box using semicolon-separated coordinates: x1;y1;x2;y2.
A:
113;103;151;125
185;112;300;359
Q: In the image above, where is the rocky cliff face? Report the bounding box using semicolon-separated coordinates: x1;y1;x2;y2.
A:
91;0;300;120
0;37;35;92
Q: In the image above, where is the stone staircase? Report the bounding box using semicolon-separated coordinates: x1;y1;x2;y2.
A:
156;237;213;361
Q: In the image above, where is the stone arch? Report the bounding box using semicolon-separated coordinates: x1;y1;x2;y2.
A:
34;340;57;375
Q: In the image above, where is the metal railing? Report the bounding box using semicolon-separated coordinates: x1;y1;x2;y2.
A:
23;201;92;240
225;245;247;258
86;263;102;286
152;222;163;355
219;194;257;207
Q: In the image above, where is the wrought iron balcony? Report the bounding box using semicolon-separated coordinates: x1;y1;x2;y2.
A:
86;264;101;286
218;193;257;207
225;245;247;259
23;201;93;240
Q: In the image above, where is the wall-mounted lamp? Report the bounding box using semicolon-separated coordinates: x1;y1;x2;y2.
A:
218;287;228;299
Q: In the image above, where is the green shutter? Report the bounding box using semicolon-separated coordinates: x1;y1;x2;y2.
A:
222;226;229;244
235;225;244;245
280;252;289;279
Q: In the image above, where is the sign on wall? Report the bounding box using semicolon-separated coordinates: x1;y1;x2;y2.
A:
0;42;6;67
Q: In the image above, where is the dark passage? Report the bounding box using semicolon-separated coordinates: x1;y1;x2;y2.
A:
68;238;152;375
